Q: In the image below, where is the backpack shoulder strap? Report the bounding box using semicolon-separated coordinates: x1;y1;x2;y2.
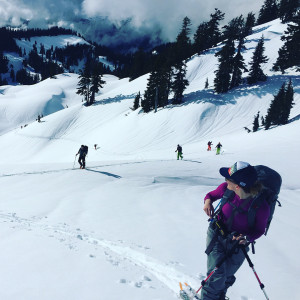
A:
247;191;266;230
215;189;235;214
247;189;279;233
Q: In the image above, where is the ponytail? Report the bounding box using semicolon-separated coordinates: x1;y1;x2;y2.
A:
242;181;262;196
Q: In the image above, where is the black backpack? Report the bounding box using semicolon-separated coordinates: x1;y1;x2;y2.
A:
220;165;282;236
250;165;282;235
83;145;88;156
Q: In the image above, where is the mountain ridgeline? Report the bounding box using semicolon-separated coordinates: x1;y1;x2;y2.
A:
0;0;299;128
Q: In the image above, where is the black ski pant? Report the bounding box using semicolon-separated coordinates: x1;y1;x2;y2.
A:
78;155;86;168
200;226;247;300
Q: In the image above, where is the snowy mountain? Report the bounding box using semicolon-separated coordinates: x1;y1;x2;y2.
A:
0;18;299;300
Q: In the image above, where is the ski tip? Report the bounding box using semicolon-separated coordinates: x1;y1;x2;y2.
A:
179;282;183;290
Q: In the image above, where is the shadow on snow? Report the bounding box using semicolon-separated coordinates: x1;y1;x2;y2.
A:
85;168;122;179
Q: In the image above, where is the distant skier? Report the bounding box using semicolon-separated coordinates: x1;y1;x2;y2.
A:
76;145;88;169
94;144;97;150
216;142;222;155
207;141;213;151
175;144;183;160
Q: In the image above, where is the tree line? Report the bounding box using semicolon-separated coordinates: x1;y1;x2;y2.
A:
252;79;294;131
113;0;299;81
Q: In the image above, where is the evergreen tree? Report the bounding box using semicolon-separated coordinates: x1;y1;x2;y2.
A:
214;38;235;93
28;48;43;73
280;79;294;124
39;43;45;61
273;12;300;72
0;51;9;74
257;0;279;25
253;111;260;132
157;66;172;108
0;75;8;86
10;66;15;82
222;15;245;41
132;92;141;111
175;16;192;62
15;68;37;85
172;61;189;105
193;22;209;54
76;63;91;105
141;66;172;113
141;71;157;113
230;37;248;89
247;36;268;84
278;0;299;22
205;77;209;89
261;115;265;126
244;12;256;36
273;43;290;73
76;59;105;106
129;49;149;81
89;63;105;105
207;9;225;47
264;82;286;129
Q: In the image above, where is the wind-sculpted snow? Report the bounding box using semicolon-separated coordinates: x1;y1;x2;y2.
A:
43;92;65;116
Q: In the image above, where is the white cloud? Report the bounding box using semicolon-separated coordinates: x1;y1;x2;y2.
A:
0;0;33;26
0;0;265;43
82;0;265;40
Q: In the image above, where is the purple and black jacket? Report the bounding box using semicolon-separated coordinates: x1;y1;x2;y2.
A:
204;182;270;242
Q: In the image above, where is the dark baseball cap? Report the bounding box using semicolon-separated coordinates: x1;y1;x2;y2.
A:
219;161;257;188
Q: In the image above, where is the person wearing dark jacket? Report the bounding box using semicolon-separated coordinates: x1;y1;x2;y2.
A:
201;161;269;300
76;145;88;169
215;142;222;155
207;141;213;151
175;144;183;160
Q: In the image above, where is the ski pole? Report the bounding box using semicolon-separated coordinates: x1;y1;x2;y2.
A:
241;247;270;300
196;239;240;294
73;155;77;168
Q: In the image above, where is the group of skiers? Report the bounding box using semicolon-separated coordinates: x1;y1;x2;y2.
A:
174;142;223;161
76;142;223;168
73;143;281;300
207;141;222;154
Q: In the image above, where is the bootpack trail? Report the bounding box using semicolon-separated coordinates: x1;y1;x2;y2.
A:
0;211;199;298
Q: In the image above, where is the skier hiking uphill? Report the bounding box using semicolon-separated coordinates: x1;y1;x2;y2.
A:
76;145;88;169
200;161;281;300
207;141;213;151
215;142;222;155
175;144;183;160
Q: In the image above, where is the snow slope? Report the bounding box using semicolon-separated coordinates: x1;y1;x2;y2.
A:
0;19;299;300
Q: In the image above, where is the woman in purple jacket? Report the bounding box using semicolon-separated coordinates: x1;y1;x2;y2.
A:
201;161;270;300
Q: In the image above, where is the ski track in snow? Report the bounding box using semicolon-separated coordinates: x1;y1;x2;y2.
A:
0;158;205;178
0;212;198;297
